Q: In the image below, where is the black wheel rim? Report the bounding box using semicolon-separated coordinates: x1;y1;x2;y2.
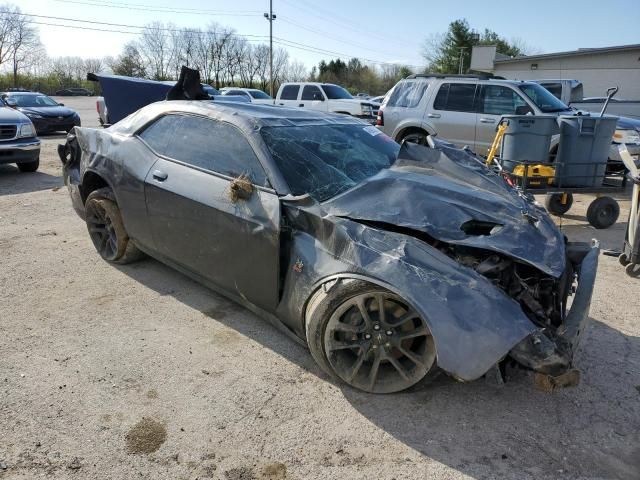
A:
86;203;118;261
324;292;436;393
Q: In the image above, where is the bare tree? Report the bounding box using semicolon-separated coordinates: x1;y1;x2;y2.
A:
7;10;40;85
285;60;307;82
138;22;175;80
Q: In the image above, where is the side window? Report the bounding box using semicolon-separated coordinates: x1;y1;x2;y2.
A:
141;115;269;187
386;81;429;108
138;115;180;155
301;85;322;101
479;85;528;115
280;85;300;100
433;83;477;112
540;83;563;100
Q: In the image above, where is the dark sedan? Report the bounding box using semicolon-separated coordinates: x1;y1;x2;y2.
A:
59;100;598;393
2;91;81;134
55;87;93;96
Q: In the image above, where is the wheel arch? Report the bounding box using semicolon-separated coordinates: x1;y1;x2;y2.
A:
303;273;441;362
394;125;433;143
80;170;115;204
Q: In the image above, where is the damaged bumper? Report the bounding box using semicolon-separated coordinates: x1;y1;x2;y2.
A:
509;241;599;378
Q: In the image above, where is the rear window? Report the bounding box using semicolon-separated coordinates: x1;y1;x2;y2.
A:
280;85;299;100
386;81;429;108
433;83;477;112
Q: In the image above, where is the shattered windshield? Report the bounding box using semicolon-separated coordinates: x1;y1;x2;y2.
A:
321;84;353;99
519;83;572;113
261;124;400;201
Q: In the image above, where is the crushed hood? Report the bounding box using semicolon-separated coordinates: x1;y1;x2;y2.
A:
323;142;566;277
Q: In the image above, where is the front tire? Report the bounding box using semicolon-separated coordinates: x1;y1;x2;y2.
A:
84;188;143;264
17;158;39;172
306;279;436;393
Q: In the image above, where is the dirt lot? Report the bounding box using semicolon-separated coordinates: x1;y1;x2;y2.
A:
1;96;639;480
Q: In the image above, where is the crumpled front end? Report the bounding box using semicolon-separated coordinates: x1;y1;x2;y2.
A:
508;241;599;386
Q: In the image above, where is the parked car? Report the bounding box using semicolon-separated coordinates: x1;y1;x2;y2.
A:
0;102;40;172
275;82;376;121
1;91;81;134
56;87;94;96
376;74;640;166
530;79;640;120
58;99;598;393
220;87;274;104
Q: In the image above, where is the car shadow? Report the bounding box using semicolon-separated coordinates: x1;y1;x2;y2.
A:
116;257;640;480
0;164;63;195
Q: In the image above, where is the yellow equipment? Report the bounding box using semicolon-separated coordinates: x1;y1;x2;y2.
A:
512;164;556;187
486;122;508;167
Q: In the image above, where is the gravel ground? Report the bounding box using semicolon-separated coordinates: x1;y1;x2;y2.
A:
1;97;639;480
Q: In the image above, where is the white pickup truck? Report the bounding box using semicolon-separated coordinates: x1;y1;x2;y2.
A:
274;82;377;121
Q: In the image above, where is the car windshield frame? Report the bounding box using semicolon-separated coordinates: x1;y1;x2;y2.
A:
9;94;60;107
518;83;572;113
260;123;400;201
320;84;353;100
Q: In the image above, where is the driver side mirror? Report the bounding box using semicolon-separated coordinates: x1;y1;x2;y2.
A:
58;103;65;106
5;98;17;108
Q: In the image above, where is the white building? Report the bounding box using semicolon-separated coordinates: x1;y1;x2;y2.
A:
471;44;640;98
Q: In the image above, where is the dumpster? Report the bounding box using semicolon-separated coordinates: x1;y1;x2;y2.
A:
499;115;558;172
554;115;618;187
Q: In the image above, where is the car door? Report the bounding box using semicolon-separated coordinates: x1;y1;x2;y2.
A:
474;84;533;155
428;82;478;149
277;84;300;108
139;114;280;312
300;85;328;112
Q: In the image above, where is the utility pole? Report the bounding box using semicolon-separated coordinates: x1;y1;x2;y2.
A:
264;1;276;97
458;47;467;75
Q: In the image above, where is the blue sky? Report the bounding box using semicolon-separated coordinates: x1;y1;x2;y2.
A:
18;0;640;71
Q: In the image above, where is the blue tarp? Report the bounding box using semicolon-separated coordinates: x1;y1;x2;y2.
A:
87;73;246;124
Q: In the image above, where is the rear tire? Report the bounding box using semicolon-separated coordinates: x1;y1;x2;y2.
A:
586;196;619;229
84;187;143;264
400;130;428;145
17;158;39;172
306;279;437;393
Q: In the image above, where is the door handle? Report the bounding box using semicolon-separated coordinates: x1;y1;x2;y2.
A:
479;117;496;124
298;103;304;107
152;169;168;181
427;113;441;118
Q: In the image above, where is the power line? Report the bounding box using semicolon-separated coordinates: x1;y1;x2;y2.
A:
52;0;263;17
10;10;423;68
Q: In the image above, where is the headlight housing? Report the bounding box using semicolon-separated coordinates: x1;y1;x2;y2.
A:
25;112;43;119
19;123;35;138
612;129;640;145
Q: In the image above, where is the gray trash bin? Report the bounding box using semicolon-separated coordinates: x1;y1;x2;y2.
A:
554;115;618;187
499;115;558;172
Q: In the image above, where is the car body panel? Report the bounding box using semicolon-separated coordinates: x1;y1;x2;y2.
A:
59;100;598;383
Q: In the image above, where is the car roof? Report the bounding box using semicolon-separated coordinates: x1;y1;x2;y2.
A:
117;99;365;134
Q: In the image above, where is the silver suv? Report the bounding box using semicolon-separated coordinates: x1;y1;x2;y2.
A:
376;74;574;156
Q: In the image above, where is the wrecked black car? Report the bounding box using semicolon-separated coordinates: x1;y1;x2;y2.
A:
58;100;598;393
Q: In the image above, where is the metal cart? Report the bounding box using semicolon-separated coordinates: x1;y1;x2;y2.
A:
617;145;640;277
498;161;628;229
